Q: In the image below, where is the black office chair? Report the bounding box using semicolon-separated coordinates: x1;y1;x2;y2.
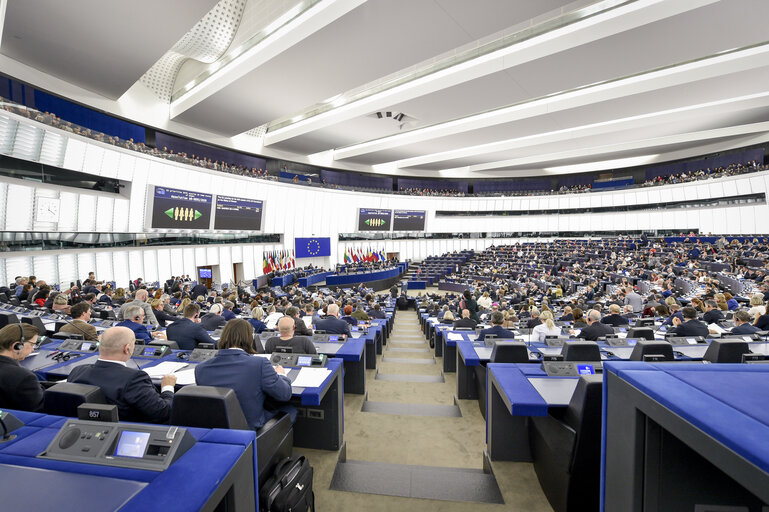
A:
530;374;603;512
8;297;20;307
703;339;751;363
43;382;107;417
627;327;654;341
21;316;49;335
0;293;9;303
170;386;293;489
51;332;84;341
0;311;20;328
149;339;179;350
472;341;530;420
629;340;674;361
561;341;601;362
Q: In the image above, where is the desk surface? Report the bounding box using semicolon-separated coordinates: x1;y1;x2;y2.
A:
488;363;576;417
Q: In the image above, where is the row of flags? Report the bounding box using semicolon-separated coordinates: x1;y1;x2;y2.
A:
343;247;385;264
263;249;296;273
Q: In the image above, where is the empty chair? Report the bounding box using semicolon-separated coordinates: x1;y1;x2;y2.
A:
8;297;20;307
0;312;20;328
562;341;601;362
43;382;106;417
629;340;674;361
490;341;530;363
170;385;293;489
21;316;49;335
627;327;654;341
703;339;750;363
530;374;604;512
149;339;179;350
0;293;9;303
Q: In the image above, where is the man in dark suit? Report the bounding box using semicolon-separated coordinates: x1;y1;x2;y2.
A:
315;304;352;336
702;300;725;324
116;305;157;344
0;323;44;412
190;282;208;301
668;307;709;337
577;310;615;341
601;304;630;327
367;303;386;319
286;306;313;337
264;316;317;354
730;311;760;335
477;311;516;342
559;306;574;322
195;319;293;429
453;309;478;329
221;301;237;321
166;304;217;350
200;303;227;331
68;327;176;423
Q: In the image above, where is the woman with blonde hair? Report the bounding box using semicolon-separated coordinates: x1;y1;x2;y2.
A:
748;293;766;319
477;291;492;310
531;310;560;342
714;293;728;311
441;311;455;324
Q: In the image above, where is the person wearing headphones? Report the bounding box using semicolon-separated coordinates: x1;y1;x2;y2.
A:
166;303;217;350
0;323;44;412
116;305;166;344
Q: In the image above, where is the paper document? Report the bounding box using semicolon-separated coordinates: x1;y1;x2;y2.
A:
708;323;725;334
143;361;189;378
446;333;465;341
291;367;332;388
173;368;197;385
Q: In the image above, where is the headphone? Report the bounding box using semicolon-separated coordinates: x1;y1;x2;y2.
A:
12;324;25;352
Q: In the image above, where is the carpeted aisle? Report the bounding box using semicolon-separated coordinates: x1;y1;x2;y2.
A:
294;300;554;511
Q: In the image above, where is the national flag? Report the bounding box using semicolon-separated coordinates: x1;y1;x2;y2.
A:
379;248;385;261
263;253;269;273
291;249;296;268
344;248;351;264
352;248;358;263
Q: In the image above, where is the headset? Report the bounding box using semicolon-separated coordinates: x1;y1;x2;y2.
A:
12;323;25;352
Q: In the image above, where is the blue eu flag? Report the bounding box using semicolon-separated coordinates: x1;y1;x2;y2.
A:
295;237;331;258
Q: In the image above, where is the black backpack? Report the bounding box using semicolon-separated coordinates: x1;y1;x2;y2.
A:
260;455;314;512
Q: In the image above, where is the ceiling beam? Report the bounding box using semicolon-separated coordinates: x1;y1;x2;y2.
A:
264;0;717;147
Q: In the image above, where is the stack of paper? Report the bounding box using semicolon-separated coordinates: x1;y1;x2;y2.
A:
446;333;465;341
291;367;332;388
143;361;188;379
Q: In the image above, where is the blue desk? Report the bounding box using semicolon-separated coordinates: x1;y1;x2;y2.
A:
271;274;295;287
603;362;769;511
0;411;258;512
406;280;426;289
298;271;333;287
315;338;366;394
326;267;400;286
486;363;579;462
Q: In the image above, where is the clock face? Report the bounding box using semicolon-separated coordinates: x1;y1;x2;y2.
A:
35;197;60;222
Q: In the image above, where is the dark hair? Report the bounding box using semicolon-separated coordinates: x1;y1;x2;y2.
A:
218;319;256;354
70;301;91;319
734;310;751;323
682;307;698;320
183;303;200;319
572;308;584;321
463;290;472;300
490;311;504;325
0;323;39;351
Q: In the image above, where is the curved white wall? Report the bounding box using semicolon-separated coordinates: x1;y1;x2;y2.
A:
0;109;767;288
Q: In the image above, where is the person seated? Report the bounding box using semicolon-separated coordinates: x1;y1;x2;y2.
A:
314;304;352;336
150;298;177;328
248;306;267;334
263;316;317;354
453;309;477;329
221;301;237;321
571;307;588;328
576;310;614;341
730;310;760;335
668;307;709;337
340;305;359;326
559;306;574;322
367;303;386;319
477;311;516;342
724;292;739;311
441;311;455;324
166;304;217;350
59;301;98;341
601;304;630;327
0;323;44;412
351;305;370;322
531;311;561;342
195;319;294;429
702;300;725;324
286;306;313;337
526;308;542;329
52;293;71;315
661;303;684;327
200;303;227;331
116;305;164;344
68;327;176;423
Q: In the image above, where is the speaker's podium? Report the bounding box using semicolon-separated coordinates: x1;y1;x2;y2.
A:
0;410;259;511
603;362;769;511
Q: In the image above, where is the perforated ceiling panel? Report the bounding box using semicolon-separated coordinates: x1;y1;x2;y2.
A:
140;0;247;102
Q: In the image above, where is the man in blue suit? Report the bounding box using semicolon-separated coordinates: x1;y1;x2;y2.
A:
731;311;760;335
314;304;352;336
195;319;293;429
116;305;161;344
477;311;516;342
68;326;176;423
166;304;217;350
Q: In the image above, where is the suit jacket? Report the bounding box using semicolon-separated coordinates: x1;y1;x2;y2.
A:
200;313;226;332
152;308;177;328
367;309;386;319
68;360;172;424
117;299;158;327
453;317;477;329
314;317;352;336
190;284;208;300
264;336;317;355
116;319;153;343
601;314;629;327
222;309;237;321
59;319;99;341
293;316;313;337
703;309;725;324
0;355;44;412
577;321;615;341
477;325;516;342
195;349;293;429
668;319;709;337
166;317;216;350
731;323;759;335
248;319;267;334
